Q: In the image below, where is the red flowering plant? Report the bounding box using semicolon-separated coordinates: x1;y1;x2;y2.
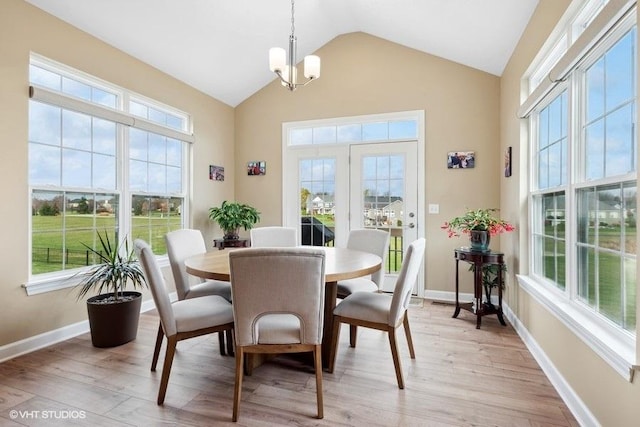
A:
441;208;515;238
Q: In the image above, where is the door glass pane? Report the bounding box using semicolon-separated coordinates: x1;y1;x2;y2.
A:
299;158;336;246
361;154;404;273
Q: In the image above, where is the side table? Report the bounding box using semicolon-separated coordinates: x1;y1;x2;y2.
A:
453;247;506;329
213;238;249;250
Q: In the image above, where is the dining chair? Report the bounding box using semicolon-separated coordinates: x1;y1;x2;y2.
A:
329;237;425;389
337;229;390;297
337;228;390;347
228;247;326;421
134;239;234;405
165;229;233;355
250;226;297;247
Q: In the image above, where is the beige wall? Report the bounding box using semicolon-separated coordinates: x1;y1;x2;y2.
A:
0;0;234;346
501;1;640;425
235;32;501;295
3;1;638;424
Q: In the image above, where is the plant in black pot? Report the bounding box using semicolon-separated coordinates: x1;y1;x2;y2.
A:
208;200;260;240
74;231;147;348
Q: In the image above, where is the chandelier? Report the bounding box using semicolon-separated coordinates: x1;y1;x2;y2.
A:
269;0;320;91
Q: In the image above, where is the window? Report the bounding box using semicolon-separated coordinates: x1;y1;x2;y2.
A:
288;117;418;146
27;55;192;294
525;2;637;377
532;90;568;290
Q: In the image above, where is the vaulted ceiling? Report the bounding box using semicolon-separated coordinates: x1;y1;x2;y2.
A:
25;0;539;107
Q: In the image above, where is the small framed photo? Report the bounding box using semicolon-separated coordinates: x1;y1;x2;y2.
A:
209;165;224;181
247;161;266;176
447;151;475;169
504;147;512;177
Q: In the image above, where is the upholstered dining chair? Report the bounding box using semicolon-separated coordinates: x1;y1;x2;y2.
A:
228;247;326;421
250;226;297;247
165;229;233;355
337;228;390;347
329;237;425;389
134;239;234;405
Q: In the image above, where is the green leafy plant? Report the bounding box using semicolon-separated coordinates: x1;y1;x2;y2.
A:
208;200;261;239
469;263;507;307
74;231;147;301
441;208;515;238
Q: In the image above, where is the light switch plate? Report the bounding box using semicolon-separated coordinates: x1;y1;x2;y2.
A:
428;204;439;214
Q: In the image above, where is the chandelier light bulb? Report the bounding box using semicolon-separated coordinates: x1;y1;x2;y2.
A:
269;48;286;72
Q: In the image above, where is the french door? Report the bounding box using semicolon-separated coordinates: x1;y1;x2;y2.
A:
284;141;421;294
350;142;419;292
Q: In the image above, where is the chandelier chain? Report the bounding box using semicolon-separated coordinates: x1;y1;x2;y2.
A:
291;0;295;36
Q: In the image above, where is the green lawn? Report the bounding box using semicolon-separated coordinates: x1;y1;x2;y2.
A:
32;213;181;274
543;225;636;332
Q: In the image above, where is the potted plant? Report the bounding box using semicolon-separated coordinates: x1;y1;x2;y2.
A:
441;208;515;251
208;200;260;240
74;231;147;348
443;208;514;310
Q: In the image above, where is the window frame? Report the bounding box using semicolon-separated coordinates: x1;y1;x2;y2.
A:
523;6;637;380
25;55;193;295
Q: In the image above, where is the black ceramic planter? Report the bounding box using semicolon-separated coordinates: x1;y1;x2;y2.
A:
86;291;142;348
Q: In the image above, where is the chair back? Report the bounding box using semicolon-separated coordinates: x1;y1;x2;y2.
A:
250;226;297;247
229;248;325;346
165;229;208;300
134;239;177;337
389;238;426;327
346;229;390;288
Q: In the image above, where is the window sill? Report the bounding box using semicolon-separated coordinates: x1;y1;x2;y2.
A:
517;274;636;382
23;256;170;296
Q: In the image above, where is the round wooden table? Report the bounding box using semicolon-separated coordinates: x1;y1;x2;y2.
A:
185;246;382;368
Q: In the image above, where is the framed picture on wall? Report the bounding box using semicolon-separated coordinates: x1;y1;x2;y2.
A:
247;161;266;176
447;151;475;169
209;165;224;181
504;147;512;177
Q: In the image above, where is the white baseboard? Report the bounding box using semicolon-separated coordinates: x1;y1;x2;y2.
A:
423;290;597;426
503;304;599;427
0;295;160;364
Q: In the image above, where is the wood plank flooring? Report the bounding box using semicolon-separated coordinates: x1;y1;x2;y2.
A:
0;301;579;426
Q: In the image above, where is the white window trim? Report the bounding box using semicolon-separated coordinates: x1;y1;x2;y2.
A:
519;0;635;118
23;256;170;296
518;274;636;380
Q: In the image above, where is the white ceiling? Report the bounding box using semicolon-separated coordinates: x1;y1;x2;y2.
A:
25;0;539;107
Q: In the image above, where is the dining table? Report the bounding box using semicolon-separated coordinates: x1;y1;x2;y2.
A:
184;246;382;369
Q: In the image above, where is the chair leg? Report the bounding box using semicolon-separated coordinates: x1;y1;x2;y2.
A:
157;335;178;405
226;329;234;356
313;344;324;419
349;324;357;348
151;323;164;371
245;354;254;376
218;331;226;356
388;328;405;389
233;347;245;422
403;314;416;359
328;317;342;373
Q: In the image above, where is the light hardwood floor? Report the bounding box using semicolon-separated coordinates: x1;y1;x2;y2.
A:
0;301;578;426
